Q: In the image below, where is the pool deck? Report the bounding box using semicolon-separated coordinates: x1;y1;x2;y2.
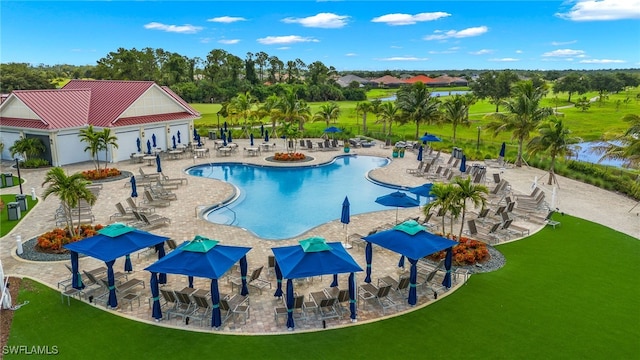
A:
1;138;638;334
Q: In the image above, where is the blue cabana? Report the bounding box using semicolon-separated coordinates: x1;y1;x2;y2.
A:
272;237;363;330
145;235;251;327
64;224;169;308
363;220;457;306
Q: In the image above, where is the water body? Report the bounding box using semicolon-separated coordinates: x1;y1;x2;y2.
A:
570;141;625;168
187;156;430;239
379;90;471;102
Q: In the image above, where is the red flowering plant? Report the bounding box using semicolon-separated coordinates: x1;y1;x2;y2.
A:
273;152;306;161
427;234;490;266
37;224;104;253
81;168;121;180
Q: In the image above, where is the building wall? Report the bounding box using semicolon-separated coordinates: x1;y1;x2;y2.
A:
0;130;22;159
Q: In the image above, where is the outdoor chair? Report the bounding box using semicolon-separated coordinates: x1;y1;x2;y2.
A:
139;212;171;228
358;283;396;314
159;288;178;315
406;162;424;174
465;220;501;244
544;211;561;229
230;266;271;295
267;255;276;278
138;167;161;180
143;190;171;207
378;276;410;299
274;295;306;324
189;293;213;327
219;294;250;325
125;197;155;213
316;297;340;321
109;202;137;222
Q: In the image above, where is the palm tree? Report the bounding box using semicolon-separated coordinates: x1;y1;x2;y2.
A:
591;113;640;169
271;88;311;132
453;176;488;240
256;94;280;133
423;182;458;236
228;92;257;135
355;102;372;134
312;102;341;129
484;81;554;167
79;125;100;171
97;128;118;170
377;102;399;136
41;167;96;236
9;137;45;162
442;95;470;144
396;82;441;139
528;117;583;185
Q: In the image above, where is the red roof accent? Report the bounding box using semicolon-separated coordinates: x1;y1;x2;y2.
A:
115;112;199;126
0;117;50;129
62;80;156;127
4;89;91;130
404;75;435;84
371;75;406;85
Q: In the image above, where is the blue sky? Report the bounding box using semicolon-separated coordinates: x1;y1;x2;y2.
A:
1;0;639;71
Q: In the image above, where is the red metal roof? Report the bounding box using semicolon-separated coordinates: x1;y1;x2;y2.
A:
2;89;91;130
371;75;406;85
0;117;50;130
115;112;199;126
62;80;156;127
404;75;435;84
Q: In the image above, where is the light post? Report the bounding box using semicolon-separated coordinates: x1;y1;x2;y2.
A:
476;126;481;152
15;157;23;194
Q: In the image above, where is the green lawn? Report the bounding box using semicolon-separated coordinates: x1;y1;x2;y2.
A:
0;194;38;237
7;214;640;359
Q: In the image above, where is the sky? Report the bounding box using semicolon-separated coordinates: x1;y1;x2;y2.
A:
1;0;639;71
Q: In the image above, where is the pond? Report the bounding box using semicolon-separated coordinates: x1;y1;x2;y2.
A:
378;90;471;102
570;141;625;168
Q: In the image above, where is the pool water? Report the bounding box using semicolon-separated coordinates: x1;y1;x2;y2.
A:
187;155;429;239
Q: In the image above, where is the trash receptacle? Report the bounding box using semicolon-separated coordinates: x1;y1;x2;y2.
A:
209;130;216;140
7;202;21;221
3;173;13;187
16;194;28;212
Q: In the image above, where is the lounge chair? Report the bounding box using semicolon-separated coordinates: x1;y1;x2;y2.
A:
230;266;271;295
159;288;178;315
138;212;171;228
500;213;530;236
378;276;410;298
219;294;250;325
416;265;446;298
358;283;396;314
274;294;306;323
109;202;137;222
465;220;501;244
143;190;171;207
139;167;161;180
189;293;213;327
544;210;561;229
125;197;155;213
167;289;196;323
406;162;424;174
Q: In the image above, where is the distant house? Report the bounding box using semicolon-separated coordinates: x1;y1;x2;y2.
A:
371;75;406;88
429;75;469;87
335;74;376;88
404;75;435;84
0;80;200;166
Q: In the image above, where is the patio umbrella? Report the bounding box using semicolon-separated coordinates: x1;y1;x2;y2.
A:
260;124;264;136
375;191;420;224
172;135;176;149
460;155;467;173
152;134;157;148
130;176;138;199
177;131;181;144
250;133;254;146
223;136;227;147
324;126;342;134
363;220;457;305
341;196;351;247
417;146;423;161
136;138;141;153
499;142;506;158
197;134;202;147
408;183;434;198
193;128;198;140
264;130;269;142
146;139;152;154
224;121;228;132
419;134;441;143
155;155;162;173
227;131;232;143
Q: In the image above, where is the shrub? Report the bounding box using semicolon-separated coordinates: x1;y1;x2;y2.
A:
428;235;490;266
21;158;50;168
36;224;104;253
81;168;121;180
273;152;306;161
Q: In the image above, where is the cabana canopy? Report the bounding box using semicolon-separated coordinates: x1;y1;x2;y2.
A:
272;237;363;329
145;235;251;327
363;220;457;305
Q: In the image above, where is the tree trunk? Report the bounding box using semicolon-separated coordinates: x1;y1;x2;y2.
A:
548;155;557;185
458;204;466;240
516;140;524;167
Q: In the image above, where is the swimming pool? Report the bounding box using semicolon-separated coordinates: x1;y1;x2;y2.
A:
187;155;429;239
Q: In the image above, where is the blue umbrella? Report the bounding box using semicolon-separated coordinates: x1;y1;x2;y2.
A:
460;155;467;173
250;133;254;146
265;130;269;142
419;134;441;142
365;242;373;283
177;131;181;144
227;131;232;143
172;135;176;149
146;140;151;154
417;146;423;161
130;176;138;199
324;126;342;134
70;251;84;290
152;134;157;148
150;272;161;320
499;142;506;157
274;261;283;297
197;134;202;147
224;121;228;132
136;138;141;153
193;128;198;140
375;191;420;224
341;196;351;247
223;136;227;147
260;124;264;136
156;155;162;173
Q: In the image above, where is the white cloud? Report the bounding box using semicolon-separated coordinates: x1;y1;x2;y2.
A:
429;47;460;54
515;50;523;54
144;22;202;34
424;26;488;40
345;53;357;57
257;35;319;45
469;49;493;55
218;39;240;44
207;16;247;23
277;47;291;50
200;38;212;44
489;58;519;62
580;59;626;63
556;0;640;21
542;49;586;57
371;12;451;26
390;45;403;49
551;40;577;46
377;56;429;61
282;13;349;28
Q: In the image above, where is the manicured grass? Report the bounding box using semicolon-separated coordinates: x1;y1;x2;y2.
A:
7;215;640;359
0;194;38;237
